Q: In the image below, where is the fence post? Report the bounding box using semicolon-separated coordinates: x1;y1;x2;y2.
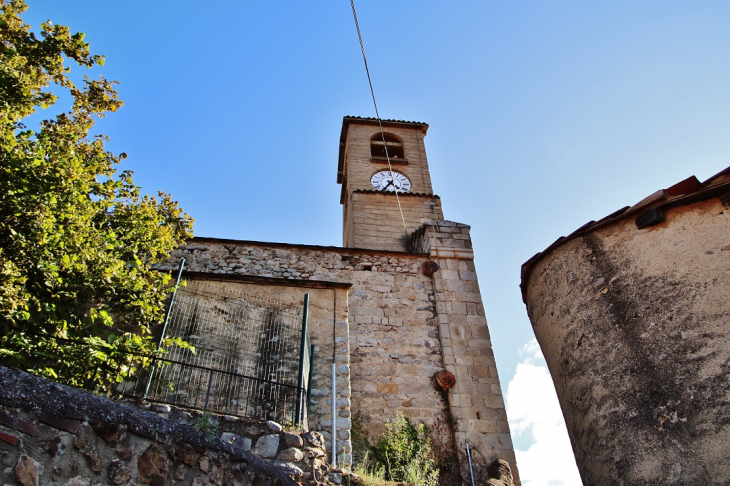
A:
144;258;186;400
295;293;310;425
306;344;315;425
204;368;215;410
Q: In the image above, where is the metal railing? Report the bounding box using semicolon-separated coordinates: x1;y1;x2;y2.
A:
3;264;315;427
132;273;313;426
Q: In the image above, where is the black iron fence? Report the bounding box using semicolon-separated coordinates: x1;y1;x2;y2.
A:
122;277;314;426
121;354;309;425
4;266;314;427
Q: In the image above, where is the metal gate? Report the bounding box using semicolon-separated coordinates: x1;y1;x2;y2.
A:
126;272;313;426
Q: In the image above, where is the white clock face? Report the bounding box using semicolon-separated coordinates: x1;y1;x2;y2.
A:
370;171;411;193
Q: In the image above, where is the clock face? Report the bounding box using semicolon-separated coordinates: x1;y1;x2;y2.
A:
370;171;411;193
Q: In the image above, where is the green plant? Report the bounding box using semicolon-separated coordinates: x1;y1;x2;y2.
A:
193;411;219;440
351;410;372;464
0;0;194;391
279;417;302;434
350;451;386;486
369;412;439;486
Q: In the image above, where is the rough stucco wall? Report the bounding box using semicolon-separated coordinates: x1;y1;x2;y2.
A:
524;198;730;484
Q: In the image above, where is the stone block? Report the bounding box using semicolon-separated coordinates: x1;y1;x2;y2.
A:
0;410;37;436
15;453;39;486
275;461;304;478
459;270;478;281
478;432;514;450
376;383;399;394
450;301;467;315
440;269;459;280
138;443;168;486
108;460;132;485
480;394;509;410
252;434;280;458
266;420;283;433
356;337;377;347
446;279;479;293
466;315;488;327
0;430;19;446
40;412;78;434
277;447;304;462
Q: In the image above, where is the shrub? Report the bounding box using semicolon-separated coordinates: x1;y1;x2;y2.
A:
370;412;439;486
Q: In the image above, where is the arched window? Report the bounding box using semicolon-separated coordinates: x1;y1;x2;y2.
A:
370;133;405;160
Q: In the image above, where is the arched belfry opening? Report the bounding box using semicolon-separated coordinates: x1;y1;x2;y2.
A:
370;132;405;160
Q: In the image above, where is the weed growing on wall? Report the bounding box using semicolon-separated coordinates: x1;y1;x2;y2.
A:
367;412;439;486
351;410;372;464
193;411;220;441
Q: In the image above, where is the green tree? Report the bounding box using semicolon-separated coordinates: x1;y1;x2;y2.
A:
0;0;194;390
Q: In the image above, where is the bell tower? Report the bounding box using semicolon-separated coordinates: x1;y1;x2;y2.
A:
337;117;444;251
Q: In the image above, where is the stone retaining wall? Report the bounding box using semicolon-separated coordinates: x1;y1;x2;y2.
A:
0;366;337;486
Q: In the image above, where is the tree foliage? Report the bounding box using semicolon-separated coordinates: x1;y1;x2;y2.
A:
0;0;193;390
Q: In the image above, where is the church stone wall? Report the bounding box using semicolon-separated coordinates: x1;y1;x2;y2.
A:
158;231;518;484
158;239;451;467
523;195;730;484
340;121;444;251
414;221;518;483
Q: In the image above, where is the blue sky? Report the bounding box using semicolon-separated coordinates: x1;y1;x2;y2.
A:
22;2;730;484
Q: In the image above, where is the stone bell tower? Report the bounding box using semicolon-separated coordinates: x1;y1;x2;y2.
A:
337;117;444;251
336;116;518;484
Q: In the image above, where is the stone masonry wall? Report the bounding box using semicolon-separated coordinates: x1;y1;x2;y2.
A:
158;239;453;468
345;192;443;251
340;122;444;251
156;229;517;484
413;221;519;485
342;124;435;196
0;366;316;486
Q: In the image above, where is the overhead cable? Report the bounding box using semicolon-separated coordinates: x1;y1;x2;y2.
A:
349;0;409;238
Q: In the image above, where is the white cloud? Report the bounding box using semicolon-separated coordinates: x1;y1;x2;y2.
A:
505;339;582;486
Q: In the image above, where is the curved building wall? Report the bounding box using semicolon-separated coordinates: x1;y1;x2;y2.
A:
523;196;730;484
